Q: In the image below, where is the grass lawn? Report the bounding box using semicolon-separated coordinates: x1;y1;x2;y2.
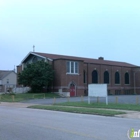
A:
28;105;126;116
0;93;60;102
55;102;140;111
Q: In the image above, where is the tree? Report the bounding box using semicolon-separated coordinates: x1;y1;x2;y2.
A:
18;61;54;93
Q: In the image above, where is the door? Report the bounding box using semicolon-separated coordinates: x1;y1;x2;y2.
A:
70;83;75;97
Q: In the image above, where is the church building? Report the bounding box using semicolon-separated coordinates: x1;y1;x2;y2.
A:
17;52;140;96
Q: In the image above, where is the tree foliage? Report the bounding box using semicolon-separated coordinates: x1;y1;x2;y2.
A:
18;61;54;93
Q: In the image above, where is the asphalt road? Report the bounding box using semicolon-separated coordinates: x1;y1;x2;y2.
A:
21;95;140;105
0;106;139;140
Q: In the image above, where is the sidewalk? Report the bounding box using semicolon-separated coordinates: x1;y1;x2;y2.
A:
115;112;140;119
0;102;140;119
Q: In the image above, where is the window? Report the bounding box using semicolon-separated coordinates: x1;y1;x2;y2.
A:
83;70;86;83
115;72;120;84
115;90;121;95
124;90;131;95
32;56;38;63
92;70;98;83
66;61;79;74
104;71;109;84
71;62;74;73
75;62;78;73
125;72;129;84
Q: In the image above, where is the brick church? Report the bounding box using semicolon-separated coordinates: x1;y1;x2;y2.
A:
17;52;140;96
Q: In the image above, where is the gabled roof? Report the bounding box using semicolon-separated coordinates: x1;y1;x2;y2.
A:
21;52;46;63
0;70;15;80
33;52;137;67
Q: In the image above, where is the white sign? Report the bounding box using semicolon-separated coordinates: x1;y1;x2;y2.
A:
88;84;108;105
88;84;107;97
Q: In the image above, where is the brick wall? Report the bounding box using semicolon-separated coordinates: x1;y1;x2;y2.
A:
53;59;85;96
52;60;140;96
17;57;140;96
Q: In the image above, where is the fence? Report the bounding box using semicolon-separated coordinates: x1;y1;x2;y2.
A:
12;87;30;93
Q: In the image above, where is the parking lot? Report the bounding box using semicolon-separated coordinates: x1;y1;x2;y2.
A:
21;95;140;105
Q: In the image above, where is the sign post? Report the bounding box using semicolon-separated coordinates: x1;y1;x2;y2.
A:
88;84;108;105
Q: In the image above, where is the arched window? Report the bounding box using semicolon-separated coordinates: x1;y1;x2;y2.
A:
125;72;129;84
115;71;120;84
92;70;98;83
83;70;86;83
104;71;109;84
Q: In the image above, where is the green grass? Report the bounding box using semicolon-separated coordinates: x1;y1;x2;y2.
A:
0;93;60;102
28;105;126;116
55;102;140;111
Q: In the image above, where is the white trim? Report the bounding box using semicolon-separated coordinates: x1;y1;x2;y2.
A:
74;62;75;73
21;52;47;64
68;81;77;87
32;52;53;61
66;61;79;74
22;63;24;70
30;52;46;60
21;52;31;64
66;73;79;75
47;58;53;61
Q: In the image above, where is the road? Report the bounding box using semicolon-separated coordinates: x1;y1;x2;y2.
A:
0;106;139;140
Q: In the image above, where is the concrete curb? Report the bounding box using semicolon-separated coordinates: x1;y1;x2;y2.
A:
1;102;140;119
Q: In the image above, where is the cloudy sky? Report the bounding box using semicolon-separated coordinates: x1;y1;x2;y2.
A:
1;0;140;70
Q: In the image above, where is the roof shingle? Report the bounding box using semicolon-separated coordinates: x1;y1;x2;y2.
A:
33;52;137;67
0;70;13;80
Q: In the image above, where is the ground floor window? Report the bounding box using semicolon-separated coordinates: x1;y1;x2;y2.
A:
124;90;131;95
115;90;121;95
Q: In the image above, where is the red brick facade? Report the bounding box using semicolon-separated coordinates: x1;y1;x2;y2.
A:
17;52;140;96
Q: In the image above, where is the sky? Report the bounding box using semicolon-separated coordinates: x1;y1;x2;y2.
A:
1;0;140;70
